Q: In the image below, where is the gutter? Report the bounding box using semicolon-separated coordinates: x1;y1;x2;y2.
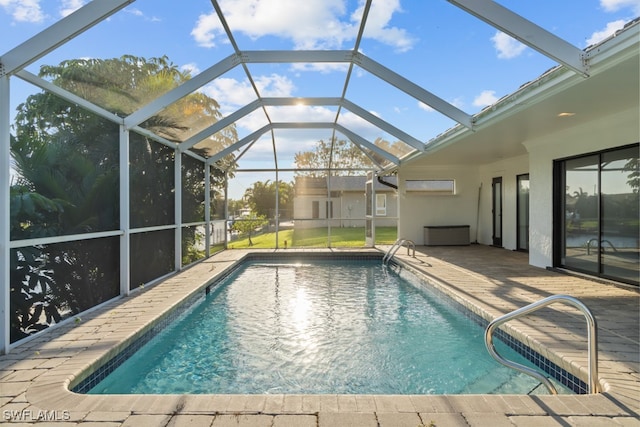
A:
377;175;398;190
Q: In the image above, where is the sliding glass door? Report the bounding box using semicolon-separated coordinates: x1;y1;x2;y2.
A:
556;144;639;285
517;174;529;251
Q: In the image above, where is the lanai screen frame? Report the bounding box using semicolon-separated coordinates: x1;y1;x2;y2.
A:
0;0;592;353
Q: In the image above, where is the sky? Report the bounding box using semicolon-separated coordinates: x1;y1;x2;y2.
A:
1;0;639;198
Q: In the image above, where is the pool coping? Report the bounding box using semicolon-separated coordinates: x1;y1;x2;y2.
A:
2;247;639;426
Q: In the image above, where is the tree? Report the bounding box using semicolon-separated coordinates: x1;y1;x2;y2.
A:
231;215;268;246
294;137;372;176
243;180;293;219
294;137;413;176
9;55;237;341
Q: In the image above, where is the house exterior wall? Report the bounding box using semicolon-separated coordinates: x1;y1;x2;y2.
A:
397;165;479;245
477;155;529;249
525;106;639;269
397;106;638;270
293;191;397;228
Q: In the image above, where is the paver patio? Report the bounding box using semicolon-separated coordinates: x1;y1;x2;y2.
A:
0;245;638;426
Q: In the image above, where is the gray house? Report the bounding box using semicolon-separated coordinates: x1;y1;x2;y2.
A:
293;176;398;228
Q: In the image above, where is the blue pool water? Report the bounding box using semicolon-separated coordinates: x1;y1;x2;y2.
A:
87;259;571;395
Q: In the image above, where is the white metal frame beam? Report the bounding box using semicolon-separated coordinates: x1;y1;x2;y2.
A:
340;99;425;151
16;70;125;124
240;50;353;64
354;53;473;129
448;0;588;76
1;75;9;354
124;54;241;128
181;97;425;155
333;124;400;165
0;0;135;77
207;126;270;165
119;126;130;297
181;99;262;152
206;121;401;166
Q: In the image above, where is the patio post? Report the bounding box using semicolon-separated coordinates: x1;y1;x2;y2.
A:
205;163;211;257
0;75;9;354
175;150;182;270
119;125;130;296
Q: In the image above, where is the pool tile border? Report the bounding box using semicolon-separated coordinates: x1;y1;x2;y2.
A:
72;252;586;396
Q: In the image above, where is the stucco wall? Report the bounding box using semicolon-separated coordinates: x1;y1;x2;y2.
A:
397;106;638;268
477;155;529;250
292;192;398;228
397;165;479;245
525;106;640;268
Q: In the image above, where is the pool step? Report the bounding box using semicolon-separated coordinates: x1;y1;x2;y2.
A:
461;370;544;395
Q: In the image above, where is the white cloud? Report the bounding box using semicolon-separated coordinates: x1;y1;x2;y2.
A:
473;90;498;108
59;0;85;18
291;62;350;74
254;74;296;97
0;0;45;23
491;31;527;59
600;0;640;14
191;0;415;52
451;97;465;110
191;12;224;48
123;6;161;23
180;63;200;76
202;77;258;109
356;0;416;52
586;20;627;45
418;102;434;112
124;7;144;17
338;110;382;138
201;74;296;112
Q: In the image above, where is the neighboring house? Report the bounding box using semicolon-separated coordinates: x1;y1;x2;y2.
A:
293;176;398;228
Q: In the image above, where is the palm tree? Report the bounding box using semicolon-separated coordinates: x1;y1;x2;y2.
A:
9;55;237;341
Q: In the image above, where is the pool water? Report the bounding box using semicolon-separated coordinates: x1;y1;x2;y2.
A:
88;259;571;395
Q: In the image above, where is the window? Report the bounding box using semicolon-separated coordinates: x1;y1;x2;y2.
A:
555;144;639;285
405;179;455;194
516;174;530;251
312;201;319;219
376;194;387;216
326;201;334;219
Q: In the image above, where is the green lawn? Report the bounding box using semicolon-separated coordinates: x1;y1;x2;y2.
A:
228;227;397;249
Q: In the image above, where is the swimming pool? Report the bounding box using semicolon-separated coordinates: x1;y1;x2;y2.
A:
80;257;573;395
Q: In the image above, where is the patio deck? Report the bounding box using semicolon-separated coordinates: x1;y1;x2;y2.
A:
0;245;638;426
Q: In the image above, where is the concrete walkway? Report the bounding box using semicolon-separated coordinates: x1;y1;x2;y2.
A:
0;245;638;426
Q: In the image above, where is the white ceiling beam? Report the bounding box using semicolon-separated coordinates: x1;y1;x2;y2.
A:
16;70;124;124
130;126;178;150
1;0;135;76
448;0;588;76
334;124;399;165
354;53;473;129
340;99;425;151
181;99;262;151
270;122;399;164
271;122;334;130
241;50;353;64
262;97;424;151
125;54;240;128
207;125;270;165
261;97;343;106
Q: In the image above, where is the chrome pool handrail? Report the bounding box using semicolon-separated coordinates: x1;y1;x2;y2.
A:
485;294;599;395
382;238;415;265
